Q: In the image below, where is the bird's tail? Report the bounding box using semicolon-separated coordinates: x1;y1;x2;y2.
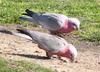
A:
23;9;38;17
16;28;32;37
0;27;32;40
16;28;39;43
19;16;34;22
19;9;39;24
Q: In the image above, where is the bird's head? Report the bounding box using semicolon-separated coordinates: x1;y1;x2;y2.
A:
68;18;80;31
65;44;77;62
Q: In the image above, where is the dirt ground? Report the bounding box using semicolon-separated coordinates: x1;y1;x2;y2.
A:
0;25;100;72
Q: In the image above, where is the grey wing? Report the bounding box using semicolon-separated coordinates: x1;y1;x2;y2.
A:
35;35;66;53
25;31;67;53
37;13;65;31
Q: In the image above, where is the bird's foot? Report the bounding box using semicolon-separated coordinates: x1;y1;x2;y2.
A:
46;52;53;60
57;56;67;62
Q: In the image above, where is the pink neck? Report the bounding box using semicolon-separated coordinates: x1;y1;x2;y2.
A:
47;46;71;59
57;47;70;57
57;20;75;33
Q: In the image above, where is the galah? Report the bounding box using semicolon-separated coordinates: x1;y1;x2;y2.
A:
19;9;80;36
17;28;77;62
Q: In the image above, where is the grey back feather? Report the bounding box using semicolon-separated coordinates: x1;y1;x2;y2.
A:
17;29;68;53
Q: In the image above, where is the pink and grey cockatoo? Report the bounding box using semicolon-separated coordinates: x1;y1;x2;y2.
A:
19;9;80;36
16;28;77;62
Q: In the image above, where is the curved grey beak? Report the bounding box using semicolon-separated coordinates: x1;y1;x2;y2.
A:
70;56;75;62
73;25;80;31
70;54;77;63
70;57;77;63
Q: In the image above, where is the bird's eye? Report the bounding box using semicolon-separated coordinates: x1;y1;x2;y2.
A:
70;53;73;57
71;23;77;29
72;23;76;26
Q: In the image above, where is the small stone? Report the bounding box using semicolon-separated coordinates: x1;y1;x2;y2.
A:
63;60;67;62
61;71;66;72
75;60;78;63
35;51;40;53
98;62;100;64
